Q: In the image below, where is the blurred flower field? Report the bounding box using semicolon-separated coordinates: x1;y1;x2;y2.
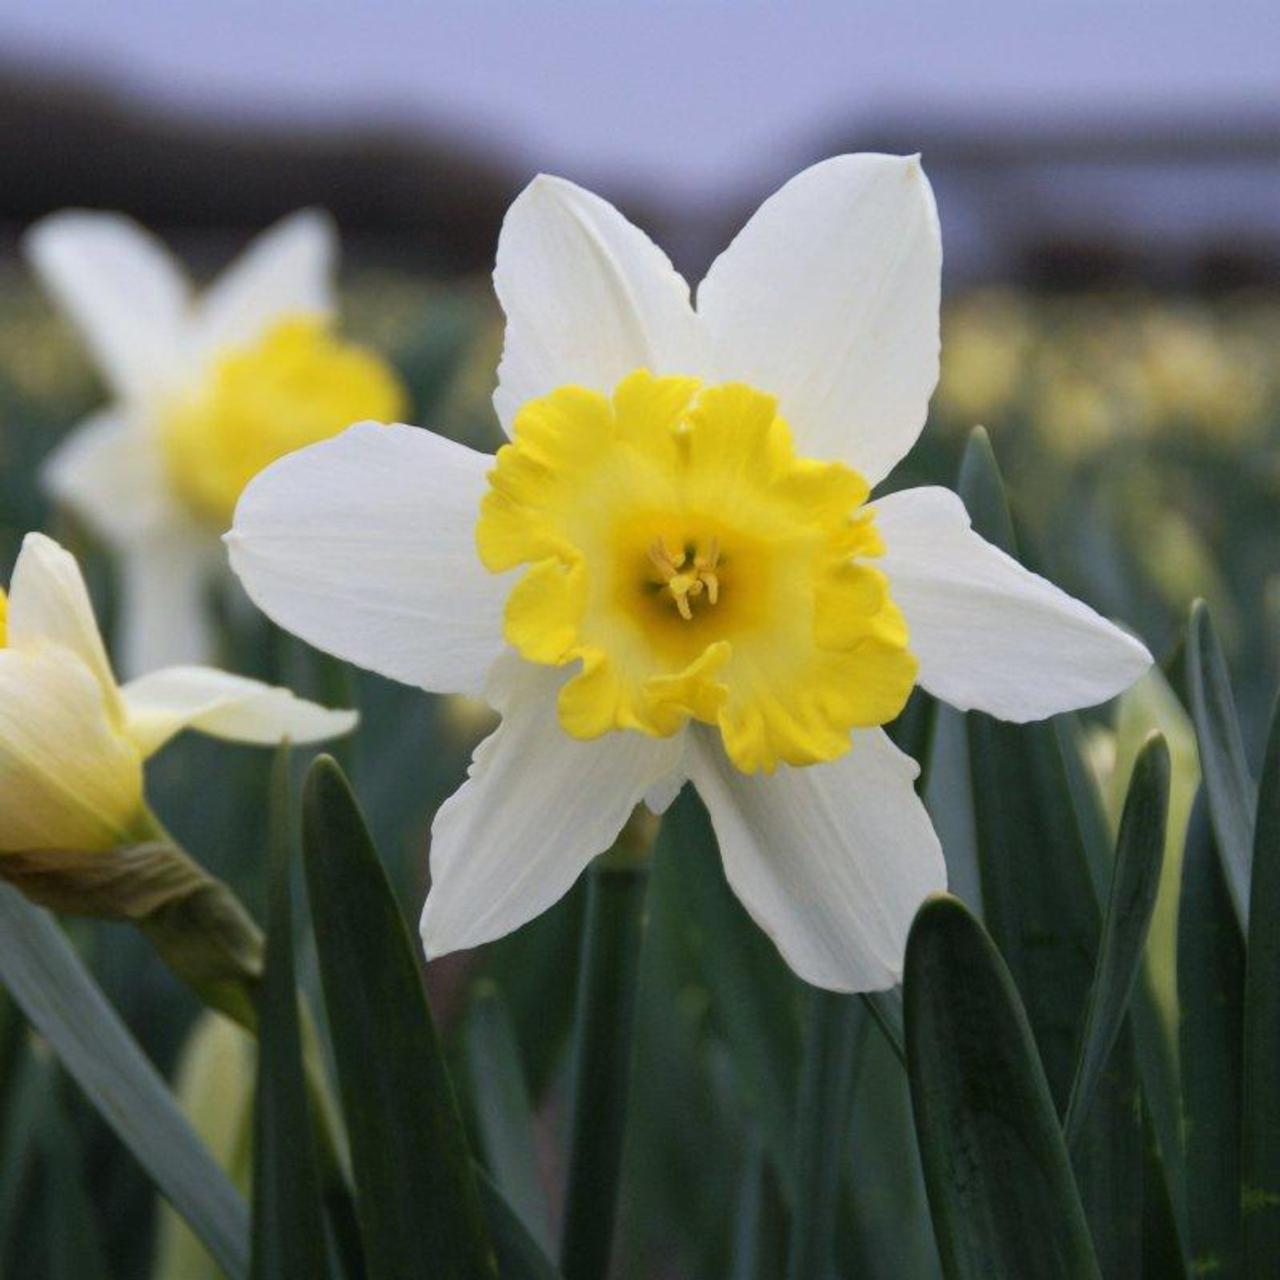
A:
0;246;1277;1278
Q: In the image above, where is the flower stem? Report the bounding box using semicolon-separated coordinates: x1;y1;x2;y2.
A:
785;988;860;1280
558;812;654;1280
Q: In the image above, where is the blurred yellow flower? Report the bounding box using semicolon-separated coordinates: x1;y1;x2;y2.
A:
162;315;404;525
24;210;406;674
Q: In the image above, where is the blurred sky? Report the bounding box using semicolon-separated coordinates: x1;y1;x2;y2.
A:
3;0;1278;204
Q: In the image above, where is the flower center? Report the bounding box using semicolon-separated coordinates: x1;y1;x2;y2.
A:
648;536;720;621
476;370;918;773
160;315;406;527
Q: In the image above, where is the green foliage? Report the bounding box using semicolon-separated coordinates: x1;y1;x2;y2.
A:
904;895;1101;1280
301;756;498;1280
251;750;326;1280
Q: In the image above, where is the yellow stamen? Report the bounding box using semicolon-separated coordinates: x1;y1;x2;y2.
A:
648;537;721;621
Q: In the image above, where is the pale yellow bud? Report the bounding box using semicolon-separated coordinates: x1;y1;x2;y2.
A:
0;644;145;855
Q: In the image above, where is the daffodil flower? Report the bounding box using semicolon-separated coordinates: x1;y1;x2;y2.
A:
228;155;1151;992
0;533;355;857
25;210;406;675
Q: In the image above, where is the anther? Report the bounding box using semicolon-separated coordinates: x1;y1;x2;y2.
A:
649;536;722;620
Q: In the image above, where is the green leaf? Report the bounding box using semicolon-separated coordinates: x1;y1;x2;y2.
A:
1186;600;1255;930
1242;696;1280;1277
1064;734;1169;1145
1178;792;1244;1275
730;1140;787;1280
859;988;906;1067
785;991;859;1280
905;895;1101;1280
475;1165;565;1280
957;428;1103;1108
301;756;497;1280
465;982;554;1251
956;429;1152;1274
559;857;648;1280
0;884;250;1279
647;790;803;1196
956;426;1017;552
42;1071;110;1280
252;749;327;1280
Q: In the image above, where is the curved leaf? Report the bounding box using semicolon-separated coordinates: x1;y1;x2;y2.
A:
905;894;1100;1280
0;884;249;1278
1064;734;1169;1144
301;756;496;1280
1186;600;1254;930
1178;791;1244;1275
1243;697;1280;1277
252;749;326;1279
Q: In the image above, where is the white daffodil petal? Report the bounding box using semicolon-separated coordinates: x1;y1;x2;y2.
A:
688;727;946;993
421;662;683;958
23;211;190;405
194;208;337;356
643;767;688;816
0;647;143;854
874;486;1153;720
7;533;121;713
492;174;705;433
42;410;179;545
121;665;356;757
698;154;941;485
228;421;507;696
117;535;221;679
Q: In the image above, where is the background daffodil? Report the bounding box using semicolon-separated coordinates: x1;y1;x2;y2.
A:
24;209;405;676
228;154;1151;992
0;532;355;857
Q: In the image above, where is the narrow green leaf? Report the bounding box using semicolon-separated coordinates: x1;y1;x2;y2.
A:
859;988;906;1067
301;756;496;1280
0;884;249;1278
905;895;1101;1280
956;429;1162;1273
1242;696;1280;1277
1064;734;1170;1144
1186;600;1255;930
649;790;803;1195
1178;792;1244;1275
252;748;327;1280
730;1141;787;1280
957;429;1102;1108
956;426;1017;552
559;858;647;1280
465;982;553;1251
42;1072;110;1280
0;1043;45;1247
785;991;859;1280
475;1165;565;1280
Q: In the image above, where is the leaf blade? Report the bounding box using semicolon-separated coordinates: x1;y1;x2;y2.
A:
905;895;1101;1280
1242;697;1280;1277
0;884;249;1279
1186;600;1255;929
301;756;497;1280
251;748;327;1280
1064;734;1170;1145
